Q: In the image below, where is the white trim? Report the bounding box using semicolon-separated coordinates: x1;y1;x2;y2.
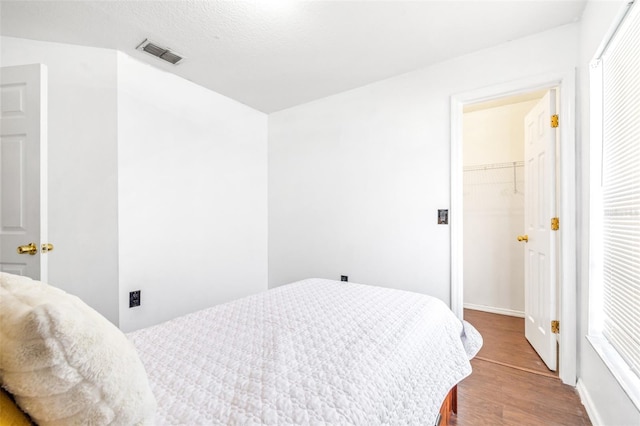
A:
587;336;640;410
39;64;49;283
450;70;577;386
588;58;604;337
593;0;635;60
463;304;524;318
450;97;464;320
577;378;604;426
558;71;577;387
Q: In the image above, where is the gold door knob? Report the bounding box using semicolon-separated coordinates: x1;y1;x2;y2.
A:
42;243;54;253
17;243;38;255
517;235;529;243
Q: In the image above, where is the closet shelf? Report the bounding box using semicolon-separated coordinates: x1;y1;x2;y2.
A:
463;161;524;172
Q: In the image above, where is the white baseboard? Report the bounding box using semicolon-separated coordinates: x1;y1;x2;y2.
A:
576;378;602;426
463;303;524;318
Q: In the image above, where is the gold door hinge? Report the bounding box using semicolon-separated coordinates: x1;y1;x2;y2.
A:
551;114;559;128
551;320;560;334
551;217;559;231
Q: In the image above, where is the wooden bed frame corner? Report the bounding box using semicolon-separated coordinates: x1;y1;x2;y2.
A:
437;385;457;426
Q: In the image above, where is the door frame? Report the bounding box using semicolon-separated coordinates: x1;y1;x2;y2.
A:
450;70;576;386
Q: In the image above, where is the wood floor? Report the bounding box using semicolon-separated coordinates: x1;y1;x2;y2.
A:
450;309;591;426
464;309;557;377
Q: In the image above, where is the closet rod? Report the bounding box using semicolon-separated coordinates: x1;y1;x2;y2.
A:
463;161;524;172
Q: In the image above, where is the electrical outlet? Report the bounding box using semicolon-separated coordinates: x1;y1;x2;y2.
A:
438;209;449;224
129;290;141;308
341;275;348;282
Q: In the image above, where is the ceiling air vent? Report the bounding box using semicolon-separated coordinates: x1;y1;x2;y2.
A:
136;39;184;65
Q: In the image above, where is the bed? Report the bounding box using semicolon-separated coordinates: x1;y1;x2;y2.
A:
129;278;482;425
0;274;481;425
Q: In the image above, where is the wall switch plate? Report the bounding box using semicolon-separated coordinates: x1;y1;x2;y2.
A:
129;290;141;308
341;275;348;282
438;209;449;224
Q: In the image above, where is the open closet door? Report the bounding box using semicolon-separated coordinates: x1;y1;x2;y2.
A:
522;89;558;371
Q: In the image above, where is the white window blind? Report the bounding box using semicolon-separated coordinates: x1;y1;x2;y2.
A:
600;1;640;377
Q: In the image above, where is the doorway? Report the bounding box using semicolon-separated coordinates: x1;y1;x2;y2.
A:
462;90;557;374
450;72;577;385
462;92;544;317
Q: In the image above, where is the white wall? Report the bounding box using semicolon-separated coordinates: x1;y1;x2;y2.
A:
463;101;533;165
463;100;536;315
1;36;120;325
576;1;640;424
0;38;269;332
268;24;579;304
117;53;268;332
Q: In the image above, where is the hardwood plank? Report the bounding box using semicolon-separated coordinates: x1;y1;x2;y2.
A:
450;310;591;425
464;308;555;376
452;359;590;425
474;356;558;378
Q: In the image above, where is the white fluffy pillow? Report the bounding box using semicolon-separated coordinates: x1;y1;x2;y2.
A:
0;272;156;425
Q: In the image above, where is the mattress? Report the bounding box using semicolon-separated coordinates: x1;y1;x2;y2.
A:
128;278;482;425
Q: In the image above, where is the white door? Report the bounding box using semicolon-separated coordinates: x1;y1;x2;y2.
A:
522;90;558;371
0;64;48;280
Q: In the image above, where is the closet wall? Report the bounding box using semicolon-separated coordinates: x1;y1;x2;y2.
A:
463;98;539;316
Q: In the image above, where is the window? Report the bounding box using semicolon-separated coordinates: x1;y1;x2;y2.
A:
589;0;640;407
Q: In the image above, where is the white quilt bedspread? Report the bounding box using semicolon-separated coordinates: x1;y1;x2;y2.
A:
128;279;481;425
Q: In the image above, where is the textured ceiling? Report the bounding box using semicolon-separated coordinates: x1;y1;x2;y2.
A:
0;1;587;113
